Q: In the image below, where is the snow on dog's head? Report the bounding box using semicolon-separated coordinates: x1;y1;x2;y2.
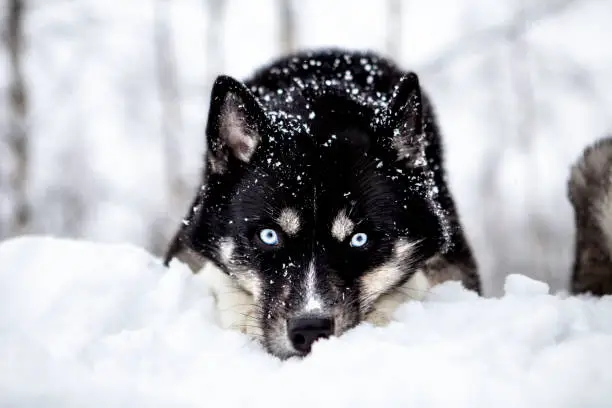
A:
169;51;453;359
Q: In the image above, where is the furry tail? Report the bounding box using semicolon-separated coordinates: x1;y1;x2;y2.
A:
568;136;612;295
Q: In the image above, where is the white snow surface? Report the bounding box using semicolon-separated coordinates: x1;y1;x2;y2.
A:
1;236;612;407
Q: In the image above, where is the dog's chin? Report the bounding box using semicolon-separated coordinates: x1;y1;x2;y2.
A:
199;261;431;359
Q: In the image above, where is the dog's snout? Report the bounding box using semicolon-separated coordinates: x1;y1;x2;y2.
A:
287;316;334;353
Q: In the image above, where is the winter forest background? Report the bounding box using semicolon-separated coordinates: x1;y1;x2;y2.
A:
1;0;611;296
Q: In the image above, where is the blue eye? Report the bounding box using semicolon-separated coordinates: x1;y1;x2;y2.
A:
350;232;368;248
259;228;279;246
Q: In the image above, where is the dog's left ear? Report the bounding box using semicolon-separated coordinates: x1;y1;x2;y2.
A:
206;75;268;168
388;72;423;137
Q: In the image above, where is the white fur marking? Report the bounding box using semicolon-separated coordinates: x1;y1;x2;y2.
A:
218;238;235;264
365;269;431;326
331;209;354;241
234;271;262;300
304;259;323;311
360;241;417;302
218;237;261;298
278;208;301;235
199;261;261;338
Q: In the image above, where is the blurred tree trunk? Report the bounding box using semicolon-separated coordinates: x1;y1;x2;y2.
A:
5;0;30;237
478;53;509;295
279;0;296;54
386;0;402;59
508;1;556;288
508;4;536;151
153;0;188;254
202;0;225;182
205;0;225;99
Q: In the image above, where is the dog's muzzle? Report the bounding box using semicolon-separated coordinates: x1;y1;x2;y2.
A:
287;314;334;353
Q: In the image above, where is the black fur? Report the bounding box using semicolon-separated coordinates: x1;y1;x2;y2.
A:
164;49;480;358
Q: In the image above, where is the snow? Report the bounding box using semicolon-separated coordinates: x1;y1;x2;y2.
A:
504;273;551;296
1;236;611;407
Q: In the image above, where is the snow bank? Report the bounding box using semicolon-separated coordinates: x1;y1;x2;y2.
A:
0;236;611;407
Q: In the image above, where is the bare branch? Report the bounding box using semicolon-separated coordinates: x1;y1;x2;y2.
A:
205;0;225;88
385;0;403;59
420;0;585;76
153;0;188;253
508;3;537;150
279;0;297;54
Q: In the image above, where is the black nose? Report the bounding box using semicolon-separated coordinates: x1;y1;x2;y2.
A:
287;316;334;353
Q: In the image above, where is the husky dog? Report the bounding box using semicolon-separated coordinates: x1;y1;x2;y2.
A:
164;49;480;359
568;135;612;295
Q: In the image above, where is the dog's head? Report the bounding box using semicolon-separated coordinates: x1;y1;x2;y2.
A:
173;73;451;359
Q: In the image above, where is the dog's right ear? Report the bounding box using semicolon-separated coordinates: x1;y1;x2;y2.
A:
206;75;268;172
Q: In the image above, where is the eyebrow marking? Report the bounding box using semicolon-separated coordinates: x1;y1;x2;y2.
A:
331;209;354;241
278;208;301;236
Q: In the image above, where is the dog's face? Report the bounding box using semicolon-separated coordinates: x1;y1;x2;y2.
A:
181;74;448;359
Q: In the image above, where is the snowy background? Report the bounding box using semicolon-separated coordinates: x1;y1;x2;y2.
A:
2;0;612;296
